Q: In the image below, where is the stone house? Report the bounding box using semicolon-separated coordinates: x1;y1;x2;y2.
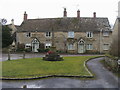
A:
15;9;112;54
110;2;120;57
110;18;120;57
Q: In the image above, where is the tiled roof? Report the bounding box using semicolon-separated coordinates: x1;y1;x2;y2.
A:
17;17;111;32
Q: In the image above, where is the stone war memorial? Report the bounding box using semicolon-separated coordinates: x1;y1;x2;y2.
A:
43;28;63;61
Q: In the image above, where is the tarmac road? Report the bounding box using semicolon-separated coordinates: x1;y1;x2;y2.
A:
1;53;102;61
1;57;119;88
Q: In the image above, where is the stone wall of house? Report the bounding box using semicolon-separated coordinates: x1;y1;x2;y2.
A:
101;32;112;54
110;19;119;56
16;31;112;53
118;19;120;57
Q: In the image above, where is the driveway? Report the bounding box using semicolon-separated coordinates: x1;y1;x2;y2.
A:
1;57;119;88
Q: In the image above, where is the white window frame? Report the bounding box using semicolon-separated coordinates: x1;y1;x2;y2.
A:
68;31;74;38
86;32;93;38
45;32;51;37
26;32;31;37
103;31;109;36
68;43;75;50
25;44;31;48
103;44;109;50
45;43;51;49
86;44;93;50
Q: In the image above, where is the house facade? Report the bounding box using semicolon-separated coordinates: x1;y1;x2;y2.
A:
110;1;120;57
15;9;112;54
111;18;120;57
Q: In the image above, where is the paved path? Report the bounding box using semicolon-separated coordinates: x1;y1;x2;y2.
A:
2;57;119;88
1;53;101;61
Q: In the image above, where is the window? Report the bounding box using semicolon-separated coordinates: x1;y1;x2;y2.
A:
103;31;109;36
86;32;93;38
25;44;31;48
86;44;93;50
68;43;74;50
68;31;74;38
45;43;51;48
103;44;109;50
26;32;31;37
46;32;51;37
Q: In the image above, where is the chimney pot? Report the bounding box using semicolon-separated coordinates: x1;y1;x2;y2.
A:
77;9;80;18
63;8;67;18
11;19;14;25
24;11;28;21
93;12;96;18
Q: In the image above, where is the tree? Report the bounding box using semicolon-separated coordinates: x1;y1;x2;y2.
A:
2;25;13;48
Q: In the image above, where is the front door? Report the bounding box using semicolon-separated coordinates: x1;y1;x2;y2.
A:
32;43;39;52
78;44;84;53
32;38;40;52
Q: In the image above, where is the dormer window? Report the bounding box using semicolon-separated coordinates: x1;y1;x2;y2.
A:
68;31;74;38
86;32;93;38
46;32;51;37
103;31;109;36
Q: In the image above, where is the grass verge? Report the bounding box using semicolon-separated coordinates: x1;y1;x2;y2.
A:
1;56;98;79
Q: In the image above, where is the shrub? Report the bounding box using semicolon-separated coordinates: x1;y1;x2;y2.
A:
86;50;100;54
37;48;50;53
16;43;25;52
37;48;44;53
56;50;65;53
43;52;63;61
44;48;50;52
16;48;25;52
25;48;31;52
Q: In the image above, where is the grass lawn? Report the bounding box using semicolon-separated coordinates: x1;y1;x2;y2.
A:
1;56;98;79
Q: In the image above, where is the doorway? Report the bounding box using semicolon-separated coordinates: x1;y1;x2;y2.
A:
32;38;40;52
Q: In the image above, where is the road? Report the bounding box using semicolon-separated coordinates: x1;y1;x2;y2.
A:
1;56;119;88
1;53;101;61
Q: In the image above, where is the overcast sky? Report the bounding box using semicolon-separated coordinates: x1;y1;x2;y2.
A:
0;0;119;26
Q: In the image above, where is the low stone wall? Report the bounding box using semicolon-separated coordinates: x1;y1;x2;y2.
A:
104;56;119;72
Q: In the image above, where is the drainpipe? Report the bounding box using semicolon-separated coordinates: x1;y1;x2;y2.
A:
100;29;102;54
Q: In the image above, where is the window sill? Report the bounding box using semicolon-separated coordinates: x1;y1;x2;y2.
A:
103;35;109;37
46;36;52;38
86;37;93;39
68;37;74;39
103;49;109;51
86;49;93;50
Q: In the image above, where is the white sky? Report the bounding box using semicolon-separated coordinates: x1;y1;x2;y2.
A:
0;0;119;26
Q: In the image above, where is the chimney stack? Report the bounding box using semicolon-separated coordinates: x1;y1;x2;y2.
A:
24;11;28;21
118;1;120;17
11;19;14;25
63;8;67;18
93;12;96;18
77;9;80;18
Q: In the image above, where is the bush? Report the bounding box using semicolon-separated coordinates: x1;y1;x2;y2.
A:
37;48;44;53
56;50;65;53
86;50;100;54
43;52;63;61
16;48;25;52
25;48;31;52
37;48;50;53
44;48;50;52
